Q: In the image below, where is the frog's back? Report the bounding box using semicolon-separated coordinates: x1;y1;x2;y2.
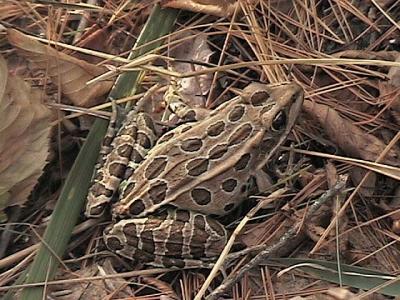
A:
112;82;304;218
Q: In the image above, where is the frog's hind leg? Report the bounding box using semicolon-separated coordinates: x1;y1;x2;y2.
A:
103;209;228;268
85;108;157;218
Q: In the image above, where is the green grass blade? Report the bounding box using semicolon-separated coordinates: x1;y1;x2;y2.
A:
14;6;178;300
270;258;400;296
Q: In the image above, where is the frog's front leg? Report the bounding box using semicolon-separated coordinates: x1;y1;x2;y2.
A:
85;111;157;217
104;209;228;268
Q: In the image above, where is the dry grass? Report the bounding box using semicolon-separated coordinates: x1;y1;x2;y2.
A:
0;0;400;299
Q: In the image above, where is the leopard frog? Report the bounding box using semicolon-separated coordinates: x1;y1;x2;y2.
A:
86;82;304;268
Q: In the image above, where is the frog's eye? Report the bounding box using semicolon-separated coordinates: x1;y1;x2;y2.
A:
271;111;287;131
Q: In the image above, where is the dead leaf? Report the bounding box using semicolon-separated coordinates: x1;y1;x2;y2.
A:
161;0;239;17
140;276;179;299
167;32;213;107
349;167;376;197
382;52;400;117
161;0;292;18
0;55;52;221
52;259;133;300
7;28;113;107
378;185;400;235
388;53;400;87
303;100;399;167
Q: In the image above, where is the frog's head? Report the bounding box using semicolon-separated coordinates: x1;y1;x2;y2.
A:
241;82;304;168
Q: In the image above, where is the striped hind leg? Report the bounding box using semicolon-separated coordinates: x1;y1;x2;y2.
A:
85;109;157;217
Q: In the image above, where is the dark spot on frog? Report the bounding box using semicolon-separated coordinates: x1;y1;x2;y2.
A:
186;158;209;176
249;91;270;106
222;178;238;192
180;124;193;133
228;105;245;122
234;153;251;171
158;131;175;144
129;199;146;215
116;143;133;158
181;138;203;152
137;132;152;149
122;222;137;237
94;171;104;181
144;156;168;180
208;143;228;160
227;123;253;146
148;180;168;203
224;203;235;212
140;230;155;253
191;188;212;205
92;184;114;198
175;209;190;222
193;214;206;230
271;111;287;131
131;148;144;163
109;162;127;177
88;203;106;216
141;113;156;132
206;121;225;137
105;236;124;251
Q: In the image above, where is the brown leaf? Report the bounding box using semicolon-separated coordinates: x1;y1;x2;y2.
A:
0;55;52;218
349;167;376;197
52;259;133;300
7;29;113;107
167;32;213;107
161;0;291;18
140;276;179;299
388;53;400;87
383;52;400;116
161;0;239;17
303;99;399;166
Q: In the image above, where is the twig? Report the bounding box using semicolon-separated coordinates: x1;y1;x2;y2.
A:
205;178;348;300
0;268;176;292
194;189;288;300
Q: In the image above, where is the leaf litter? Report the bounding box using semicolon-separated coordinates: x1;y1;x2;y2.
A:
0;1;399;299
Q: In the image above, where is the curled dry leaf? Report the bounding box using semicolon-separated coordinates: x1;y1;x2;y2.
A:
161;0;288;18
167;32;213;107
7;29;113;107
303;100;399;166
161;0;239;17
0;55;51;221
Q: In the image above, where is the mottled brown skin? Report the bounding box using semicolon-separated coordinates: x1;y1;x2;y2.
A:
87;82;304;267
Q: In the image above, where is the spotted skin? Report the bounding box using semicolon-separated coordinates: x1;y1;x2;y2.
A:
104;209;227;268
85;111;157;217
112;83;304;219
86;82;304;268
